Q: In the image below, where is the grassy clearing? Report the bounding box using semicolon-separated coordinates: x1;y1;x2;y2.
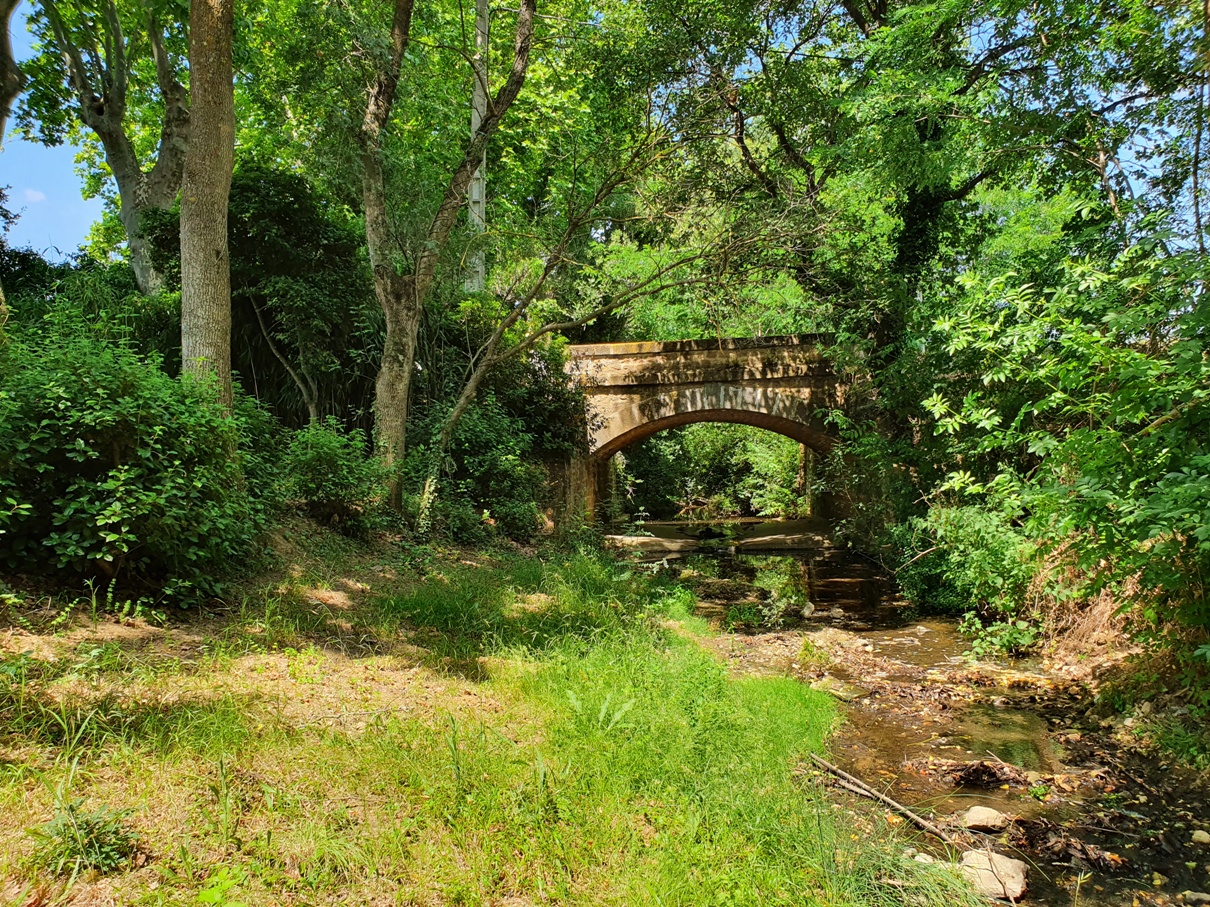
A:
0;540;981;906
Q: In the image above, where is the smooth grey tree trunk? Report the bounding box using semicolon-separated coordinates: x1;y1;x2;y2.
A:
179;0;235;407
362;0;537;509
0;0;21;319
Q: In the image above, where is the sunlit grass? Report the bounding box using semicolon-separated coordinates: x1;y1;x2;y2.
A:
0;549;981;906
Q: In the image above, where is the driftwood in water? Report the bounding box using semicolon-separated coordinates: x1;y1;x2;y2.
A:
808;753;957;846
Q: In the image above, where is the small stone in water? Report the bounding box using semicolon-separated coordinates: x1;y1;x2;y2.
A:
809;676;868;703
1193;829;1210;845
962;806;1011;833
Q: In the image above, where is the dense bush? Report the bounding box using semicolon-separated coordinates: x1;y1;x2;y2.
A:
144;162;379;428
282;418;383;531
407;393;545;542
0;317;255;601
894;504;1040;653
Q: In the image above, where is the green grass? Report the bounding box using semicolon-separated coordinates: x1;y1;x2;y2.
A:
0;549;982;906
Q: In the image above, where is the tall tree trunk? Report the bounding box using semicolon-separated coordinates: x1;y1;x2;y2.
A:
362;0;536;509
361;0;417;508
180;0;235;407
0;0;22;142
0;0;23;320
464;0;488;292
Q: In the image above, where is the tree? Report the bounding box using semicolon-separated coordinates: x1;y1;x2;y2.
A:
19;0;189;294
0;0;21;143
179;0;235;405
360;0;537;508
1;0;24;318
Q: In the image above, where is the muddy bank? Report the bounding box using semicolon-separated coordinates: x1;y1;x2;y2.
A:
636;539;1210;907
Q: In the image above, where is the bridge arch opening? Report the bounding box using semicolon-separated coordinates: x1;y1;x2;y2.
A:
588;384;836;463
590;415;835;524
594;407;834;462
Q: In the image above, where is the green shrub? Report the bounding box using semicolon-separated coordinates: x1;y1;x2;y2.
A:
0;321;254;601
407;393;544;542
282;418;382;532
897;504;1040;652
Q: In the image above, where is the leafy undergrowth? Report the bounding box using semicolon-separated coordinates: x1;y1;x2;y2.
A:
0;537;981;906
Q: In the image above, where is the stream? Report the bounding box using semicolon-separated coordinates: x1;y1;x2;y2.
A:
612;518;1210;907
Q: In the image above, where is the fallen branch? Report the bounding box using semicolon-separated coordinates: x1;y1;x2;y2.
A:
808;753;957;845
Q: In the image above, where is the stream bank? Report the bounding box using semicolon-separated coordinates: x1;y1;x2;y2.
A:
612;520;1210;906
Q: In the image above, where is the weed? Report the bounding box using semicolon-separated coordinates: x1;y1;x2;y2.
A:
284;645;325;684
202;757;243;849
197;866;247;906
28;763;138;882
798;637;830;666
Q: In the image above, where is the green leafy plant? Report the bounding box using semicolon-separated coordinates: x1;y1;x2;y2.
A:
196;866;248;906
0;311;255;602
281;417;383;532
28;765;139;882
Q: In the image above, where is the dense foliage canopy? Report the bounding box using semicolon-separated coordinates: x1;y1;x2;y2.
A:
0;0;1206;664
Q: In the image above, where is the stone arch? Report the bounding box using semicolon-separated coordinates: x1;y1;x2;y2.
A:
590;383;835;462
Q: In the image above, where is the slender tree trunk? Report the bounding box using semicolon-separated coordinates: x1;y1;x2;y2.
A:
464;0;488;292
362;0;536;510
179;0;235;407
361;0;417;507
0;0;20;319
0;0;22;143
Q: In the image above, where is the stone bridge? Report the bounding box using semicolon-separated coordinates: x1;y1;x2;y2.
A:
558;335;845;518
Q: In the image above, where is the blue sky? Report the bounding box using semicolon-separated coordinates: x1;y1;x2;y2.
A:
2;1;102;258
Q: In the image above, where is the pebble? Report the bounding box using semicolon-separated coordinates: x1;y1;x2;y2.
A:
1185;893;1210;905
1193;830;1210;845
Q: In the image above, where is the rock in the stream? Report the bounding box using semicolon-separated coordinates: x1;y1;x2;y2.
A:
1193;829;1210;845
960;851;1028;901
962;806;1011;833
809;675;868;702
1183;892;1210;905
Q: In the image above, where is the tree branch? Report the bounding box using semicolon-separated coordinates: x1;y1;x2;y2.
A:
414;0;537;302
